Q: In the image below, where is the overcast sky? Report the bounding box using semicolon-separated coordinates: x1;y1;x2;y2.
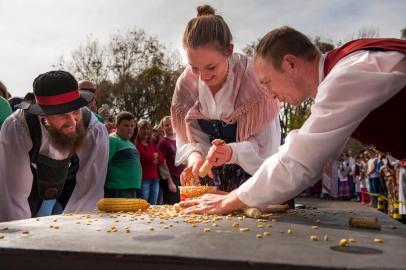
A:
1;0;405;97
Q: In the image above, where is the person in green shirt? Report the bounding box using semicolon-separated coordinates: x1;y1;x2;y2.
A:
0;96;12;128
0;81;12;128
105;111;142;198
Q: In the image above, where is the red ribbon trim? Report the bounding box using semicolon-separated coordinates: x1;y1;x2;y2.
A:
35;90;80;105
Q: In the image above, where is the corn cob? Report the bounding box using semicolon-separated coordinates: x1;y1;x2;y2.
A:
244;207;262;219
198;140;225;177
265;204;289;213
348;216;381;230
97;198;150;212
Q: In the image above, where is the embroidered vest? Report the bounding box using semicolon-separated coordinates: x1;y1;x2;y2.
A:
324;38;406;159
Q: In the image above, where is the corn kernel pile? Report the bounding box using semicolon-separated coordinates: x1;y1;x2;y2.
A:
179;186;218;199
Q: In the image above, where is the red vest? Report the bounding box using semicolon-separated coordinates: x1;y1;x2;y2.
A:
324;39;406;159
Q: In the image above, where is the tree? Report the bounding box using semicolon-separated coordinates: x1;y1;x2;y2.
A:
109;28;165;80
55;36;110;86
242;40;259;57
100;63;182;123
314;37;335;53
56;27;183;124
356;27;380;38
401;28;406;39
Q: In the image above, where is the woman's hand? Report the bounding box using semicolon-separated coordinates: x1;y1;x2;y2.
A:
180;152;204;185
207;139;233;167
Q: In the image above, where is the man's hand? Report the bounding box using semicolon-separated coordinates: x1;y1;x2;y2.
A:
207;139;233;167
179;190;246;215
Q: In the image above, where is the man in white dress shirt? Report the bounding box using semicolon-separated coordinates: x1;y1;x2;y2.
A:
0;71;109;221
180;26;406;214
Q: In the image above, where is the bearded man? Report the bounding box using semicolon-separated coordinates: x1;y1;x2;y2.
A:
0;71;108;221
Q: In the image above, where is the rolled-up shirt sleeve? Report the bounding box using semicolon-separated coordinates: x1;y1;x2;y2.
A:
228;115;280;175
237;50;406;208
64;116;109;213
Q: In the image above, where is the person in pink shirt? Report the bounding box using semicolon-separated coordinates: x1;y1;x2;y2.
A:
158;116;186;204
135;119;164;205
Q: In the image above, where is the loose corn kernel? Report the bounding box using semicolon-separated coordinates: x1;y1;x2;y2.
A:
374;238;383;244
263;231;271;236
204;228;211;232
348;238;356;243
232;222;239;228
256;233;263;238
312;226;318;229
239;228;250;232
257;224;264;229
324;234;329;241
0;235;4;239
287;229;293;234
339;239;348;247
310;235;318;241
149;227;154;231
267;224;272;228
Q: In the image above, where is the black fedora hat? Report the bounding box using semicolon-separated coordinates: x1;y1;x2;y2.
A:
26;70;93;115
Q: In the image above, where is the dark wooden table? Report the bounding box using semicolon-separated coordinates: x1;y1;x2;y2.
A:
0;198;405;270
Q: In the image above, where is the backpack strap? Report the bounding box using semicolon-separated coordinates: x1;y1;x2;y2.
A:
24;110;42;163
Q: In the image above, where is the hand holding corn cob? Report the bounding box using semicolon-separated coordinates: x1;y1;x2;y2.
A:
180;152;204;186
199;139;226;178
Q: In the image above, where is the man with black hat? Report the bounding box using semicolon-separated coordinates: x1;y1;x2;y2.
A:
0;70;109;222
